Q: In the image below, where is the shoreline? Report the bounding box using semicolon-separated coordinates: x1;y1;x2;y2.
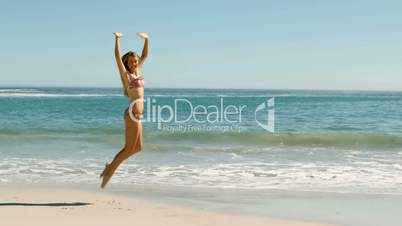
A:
0;183;336;226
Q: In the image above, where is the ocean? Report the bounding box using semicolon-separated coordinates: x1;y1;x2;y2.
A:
1;87;402;226
0;87;401;194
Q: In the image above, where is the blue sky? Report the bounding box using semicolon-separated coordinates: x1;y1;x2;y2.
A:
1;0;401;90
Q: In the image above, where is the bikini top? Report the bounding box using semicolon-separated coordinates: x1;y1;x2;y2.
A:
127;73;145;89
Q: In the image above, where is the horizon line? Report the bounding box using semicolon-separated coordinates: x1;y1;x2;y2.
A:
0;85;401;93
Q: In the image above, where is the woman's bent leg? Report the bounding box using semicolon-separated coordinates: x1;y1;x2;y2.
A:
101;112;142;188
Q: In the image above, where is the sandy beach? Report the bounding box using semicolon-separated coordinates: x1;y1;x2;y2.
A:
0;184;336;226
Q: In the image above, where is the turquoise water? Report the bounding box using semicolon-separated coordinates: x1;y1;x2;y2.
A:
0;87;401;195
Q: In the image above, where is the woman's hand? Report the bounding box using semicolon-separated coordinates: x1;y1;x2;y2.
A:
137;32;149;39
113;32;123;38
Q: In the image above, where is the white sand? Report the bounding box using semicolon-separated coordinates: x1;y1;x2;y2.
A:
0;184;336;226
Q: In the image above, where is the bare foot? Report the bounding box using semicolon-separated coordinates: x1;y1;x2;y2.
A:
100;163;113;189
101;172;113;189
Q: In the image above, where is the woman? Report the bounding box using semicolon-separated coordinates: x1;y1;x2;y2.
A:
100;31;149;188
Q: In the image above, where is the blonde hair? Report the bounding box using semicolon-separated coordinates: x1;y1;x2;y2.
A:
121;51;140;96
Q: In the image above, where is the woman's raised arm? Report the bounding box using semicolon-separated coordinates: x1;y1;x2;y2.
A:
113;32;128;87
137;32;149;67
